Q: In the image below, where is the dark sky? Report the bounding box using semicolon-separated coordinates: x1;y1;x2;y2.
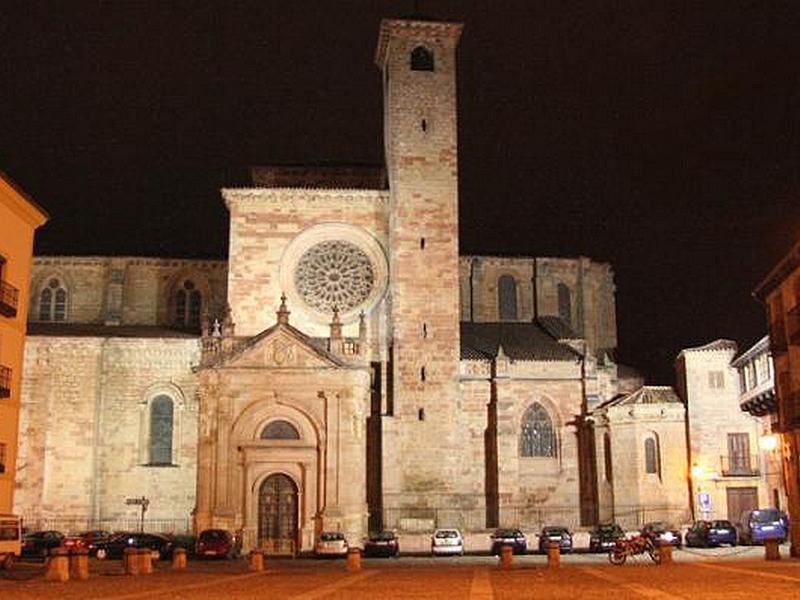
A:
3;2;800;384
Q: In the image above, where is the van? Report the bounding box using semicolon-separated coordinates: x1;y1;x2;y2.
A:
738;508;787;545
0;514;22;569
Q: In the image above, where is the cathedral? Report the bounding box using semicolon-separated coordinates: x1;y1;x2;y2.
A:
15;16;696;553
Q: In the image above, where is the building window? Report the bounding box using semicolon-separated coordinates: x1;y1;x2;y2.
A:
0;443;5;474
410;46;434;71
708;370;725;389
39;277;67;322
149;395;174;465
175;280;202;330
604;433;613;482
520;402;556;457
498;275;518;321
557;283;571;326
644;436;660;475
260;420;300;440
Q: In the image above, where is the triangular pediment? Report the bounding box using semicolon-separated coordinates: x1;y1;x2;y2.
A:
216;324;344;369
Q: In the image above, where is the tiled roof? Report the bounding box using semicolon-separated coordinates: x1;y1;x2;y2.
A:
460;322;580;362
680;339;738;355
27;323;198;339
596;386;682;410
536;316;578;339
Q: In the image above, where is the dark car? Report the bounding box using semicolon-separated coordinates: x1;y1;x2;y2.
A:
685;520;737;547
589;522;625;552
21;530;65;559
490;528;527;555
738;508;787;544
94;532;173;560
63;530;113;556
195;529;241;559
363;531;400;557
640;522;682;548
538;526;572;553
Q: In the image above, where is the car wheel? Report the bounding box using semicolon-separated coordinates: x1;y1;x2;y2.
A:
96;548;107;560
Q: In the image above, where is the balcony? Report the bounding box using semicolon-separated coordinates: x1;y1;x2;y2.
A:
720;455;760;477
0;365;10;398
0;280;18;318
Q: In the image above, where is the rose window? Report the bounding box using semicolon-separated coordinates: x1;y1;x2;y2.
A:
293;240;375;314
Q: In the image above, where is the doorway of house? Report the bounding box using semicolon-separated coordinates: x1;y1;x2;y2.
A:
726;486;758;523
258;473;298;555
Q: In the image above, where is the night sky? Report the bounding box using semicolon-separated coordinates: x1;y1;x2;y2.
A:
3;2;799;384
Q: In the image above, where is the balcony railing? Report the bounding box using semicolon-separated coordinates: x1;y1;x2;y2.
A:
788;305;800;346
0;365;10;398
0;280;19;318
720;454;760;477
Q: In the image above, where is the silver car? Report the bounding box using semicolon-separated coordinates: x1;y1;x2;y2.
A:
431;528;464;556
314;531;348;558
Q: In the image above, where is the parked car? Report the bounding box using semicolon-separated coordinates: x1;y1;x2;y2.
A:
0;514;22;569
738;508;787;544
489;528;527;555
640;522;682;548
685;520;737;547
363;530;400;557
431;528;464;556
63;530;113;556
589;522;625;552
93;532;174;560
195;529;241;559
315;531;348;558
21;530;65;559
537;526;572;553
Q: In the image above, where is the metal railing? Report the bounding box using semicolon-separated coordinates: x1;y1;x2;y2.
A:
0;280;18;318
0;365;10;398
19;516;192;535
720;454;760;477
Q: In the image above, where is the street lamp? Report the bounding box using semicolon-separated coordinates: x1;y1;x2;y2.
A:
759;434;779;451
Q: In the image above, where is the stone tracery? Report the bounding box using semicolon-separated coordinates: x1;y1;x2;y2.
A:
293;240;375;314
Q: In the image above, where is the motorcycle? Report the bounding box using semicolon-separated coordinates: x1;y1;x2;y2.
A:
608;535;661;565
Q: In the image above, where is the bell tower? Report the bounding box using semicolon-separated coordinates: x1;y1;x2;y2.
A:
375;17;466;514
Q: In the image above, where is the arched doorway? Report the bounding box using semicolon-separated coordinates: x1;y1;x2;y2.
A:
258;473;298;554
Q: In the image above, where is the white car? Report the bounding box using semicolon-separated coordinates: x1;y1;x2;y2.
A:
315;531;348;558
431;528;464;556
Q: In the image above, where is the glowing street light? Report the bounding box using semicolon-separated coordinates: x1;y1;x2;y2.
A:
759;434;779;451
690;463;704;479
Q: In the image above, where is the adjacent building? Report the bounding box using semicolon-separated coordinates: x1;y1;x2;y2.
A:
754;240;800;556
0;172;48;513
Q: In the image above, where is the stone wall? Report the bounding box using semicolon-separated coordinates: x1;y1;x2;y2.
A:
16;334;199;527
29;256;227;326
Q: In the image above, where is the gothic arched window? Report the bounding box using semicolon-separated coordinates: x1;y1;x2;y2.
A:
38;277;67;322
520;403;556;457
174;279;202;330
260;420;300;440
557;282;571;326
644;436;660;475
410;46;434;71
149;395;174;465
498;275;518;321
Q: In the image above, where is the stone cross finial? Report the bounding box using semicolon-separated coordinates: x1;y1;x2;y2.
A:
212;318;222;338
358;311;367;341
277;293;290;325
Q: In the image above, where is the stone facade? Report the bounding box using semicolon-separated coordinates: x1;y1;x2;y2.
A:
676;340;772;522
15;16;698;552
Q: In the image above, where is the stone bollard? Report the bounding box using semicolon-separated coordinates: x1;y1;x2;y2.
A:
499;544;513;568
45;548;70;582
658;541;673;564
765;538;781;561
123;547;139;575
546;541;560;569
69;548;90;580
138;548;153;575
172;547;187;570
248;550;264;572
346;547;361;572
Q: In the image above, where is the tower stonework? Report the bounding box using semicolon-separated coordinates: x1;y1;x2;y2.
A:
375;19;470;515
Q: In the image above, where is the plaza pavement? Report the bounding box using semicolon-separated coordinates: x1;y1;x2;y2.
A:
1;545;798;599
